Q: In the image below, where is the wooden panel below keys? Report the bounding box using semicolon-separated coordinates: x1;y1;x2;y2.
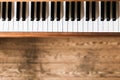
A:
0;37;120;79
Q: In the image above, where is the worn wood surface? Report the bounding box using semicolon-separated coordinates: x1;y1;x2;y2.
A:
0;36;120;80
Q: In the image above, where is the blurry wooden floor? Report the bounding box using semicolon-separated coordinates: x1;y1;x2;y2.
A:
0;36;120;80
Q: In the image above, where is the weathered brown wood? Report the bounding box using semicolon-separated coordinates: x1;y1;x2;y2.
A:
0;37;120;80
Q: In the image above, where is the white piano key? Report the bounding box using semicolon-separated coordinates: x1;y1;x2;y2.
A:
118;1;120;32
42;2;48;32
68;2;73;32
113;2;119;32
3;2;8;32
73;19;77;32
88;2;93;32
47;1;52;32
8;2;14;32
28;2;33;32
63;1;68;32
32;2;38;32
103;3;108;32
42;20;48;32
13;2;18;32
8;19;14;32
113;3;120;32
52;3;58;32
4;19;8;32
93;2;99;32
18;19;23;32
108;2;113;32
17;2;23;32
78;2;84;32
0;2;2;31
83;1;88;32
57;2;63;32
98;1;103;32
22;2;28;32
73;3;77;32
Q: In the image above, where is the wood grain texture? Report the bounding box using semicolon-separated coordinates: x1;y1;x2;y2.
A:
0;36;120;80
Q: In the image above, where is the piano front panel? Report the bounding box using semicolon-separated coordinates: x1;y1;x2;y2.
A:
0;0;119;34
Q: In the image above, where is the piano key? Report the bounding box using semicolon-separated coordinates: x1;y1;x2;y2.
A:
0;2;3;31
2;2;7;21
108;2;113;32
99;1;103;32
88;2;93;32
71;1;75;21
36;2;41;21
31;2;35;21
28;1;33;31
86;1;90;21
33;2;38;32
47;1;53;32
92;1;96;21
51;2;55;21
57;2;61;21
42;2;48;32
101;1;105;21
63;1;68;32
68;2;73;32
42;2;46;21
114;1;119;32
78;1;83;32
93;2;99;32
118;1;120;32
112;1;116;21
8;2;12;21
77;1;81;21
14;2;18;31
52;2;58;32
106;1;111;21
103;2;109;32
73;2;78;32
84;1;88;32
58;2;63;32
8;2;14;31
3;2;8;31
65;1;70;21
22;2;26;21
16;2;21;21
23;2;28;32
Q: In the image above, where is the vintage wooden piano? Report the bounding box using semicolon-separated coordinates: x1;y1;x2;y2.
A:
0;0;119;37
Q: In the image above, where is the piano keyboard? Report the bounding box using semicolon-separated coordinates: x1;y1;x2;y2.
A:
0;1;119;32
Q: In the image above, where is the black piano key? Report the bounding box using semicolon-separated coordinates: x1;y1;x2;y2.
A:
36;2;41;21
31;2;35;21
22;2;26;21
8;2;12;21
51;2;55;21
106;1;111;21
57;2;61;21
77;1;81;21
112;1;116;21
65;1;70;21
101;1;105;21
92;1;96;21
16;2;21;21
42;2;46;21
2;2;6;21
86;1;90;21
71;1;75;21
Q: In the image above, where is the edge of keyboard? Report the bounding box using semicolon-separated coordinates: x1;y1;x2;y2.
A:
0;32;119;37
